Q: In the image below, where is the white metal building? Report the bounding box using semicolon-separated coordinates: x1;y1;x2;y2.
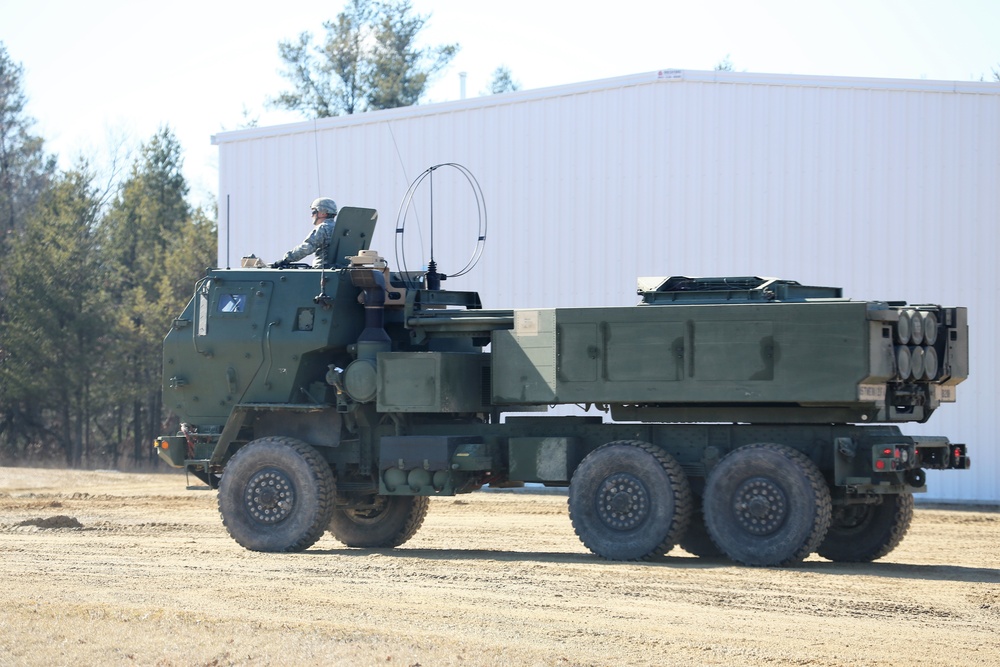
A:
213;69;1000;503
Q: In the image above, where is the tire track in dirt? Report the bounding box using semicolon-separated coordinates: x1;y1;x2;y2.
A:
1;467;999;666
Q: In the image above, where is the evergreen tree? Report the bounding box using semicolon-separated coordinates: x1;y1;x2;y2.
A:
0;164;109;464
102;127;189;285
714;55;735;72
101;127;193;466
0;42;55;250
484;65;521;95
0;42;58;461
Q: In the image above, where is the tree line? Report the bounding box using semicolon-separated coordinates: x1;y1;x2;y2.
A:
0;44;216;468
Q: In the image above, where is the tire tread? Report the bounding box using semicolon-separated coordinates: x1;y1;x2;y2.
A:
705;443;832;567
218;437;335;552
569;440;692;561
818;493;913;562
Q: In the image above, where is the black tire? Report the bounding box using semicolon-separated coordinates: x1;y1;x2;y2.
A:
817;494;914;562
569;441;692;561
679;501;725;558
218;437;335;552
329;495;430;548
704;444;831;567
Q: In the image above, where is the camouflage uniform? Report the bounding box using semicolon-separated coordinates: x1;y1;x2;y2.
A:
279;197;339;269
281;218;338;268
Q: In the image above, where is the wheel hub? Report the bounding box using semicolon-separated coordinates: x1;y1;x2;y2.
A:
244;469;294;524
831;504;874;530
733;477;787;536
597;473;648;530
345;495;390;525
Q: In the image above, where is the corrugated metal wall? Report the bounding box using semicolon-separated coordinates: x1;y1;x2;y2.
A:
214;70;1000;503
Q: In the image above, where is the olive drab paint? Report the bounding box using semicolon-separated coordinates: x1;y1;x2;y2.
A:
157;207;970;566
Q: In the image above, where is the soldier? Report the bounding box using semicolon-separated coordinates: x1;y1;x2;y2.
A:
272;197;339;269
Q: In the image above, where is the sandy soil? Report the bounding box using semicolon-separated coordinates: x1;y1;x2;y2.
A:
1;466;999;667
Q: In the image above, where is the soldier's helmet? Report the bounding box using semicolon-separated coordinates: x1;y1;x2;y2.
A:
311;197;338;217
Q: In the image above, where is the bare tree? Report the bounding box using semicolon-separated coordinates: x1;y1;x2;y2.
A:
272;0;458;117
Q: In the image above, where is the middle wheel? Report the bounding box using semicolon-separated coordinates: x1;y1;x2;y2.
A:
329;495;430;548
569;440;692;561
703;443;831;566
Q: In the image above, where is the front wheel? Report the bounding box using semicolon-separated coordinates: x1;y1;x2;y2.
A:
817;494;914;562
569;440;692;561
218;437;335;552
329;495;430;548
704;444;831;567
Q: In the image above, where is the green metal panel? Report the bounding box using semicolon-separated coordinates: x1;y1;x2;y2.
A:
695;320;774;381
491;309;557;403
493;301;875;410
162;270;366;423
508;436;582;483
162;278;274;422
376;352;488;413
603;320;685;381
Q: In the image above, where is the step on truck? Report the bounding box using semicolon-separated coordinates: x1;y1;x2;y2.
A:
156;205;970;566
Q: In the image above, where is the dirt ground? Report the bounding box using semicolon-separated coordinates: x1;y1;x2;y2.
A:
1;467;998;667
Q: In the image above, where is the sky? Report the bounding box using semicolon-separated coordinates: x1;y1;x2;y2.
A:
1;0;998;206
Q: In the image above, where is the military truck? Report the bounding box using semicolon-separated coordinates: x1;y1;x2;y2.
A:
156;206;969;566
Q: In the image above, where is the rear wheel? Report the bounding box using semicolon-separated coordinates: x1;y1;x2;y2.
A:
218;437;335;552
817;494;914;562
569;441;692;561
704;444;831;566
329;495;430;548
679;500;725;558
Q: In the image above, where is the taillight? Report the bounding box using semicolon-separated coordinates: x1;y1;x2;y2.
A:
873;444;914;472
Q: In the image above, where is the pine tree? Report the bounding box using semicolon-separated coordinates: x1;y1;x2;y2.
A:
0;42;55;249
0;164;109;464
101;127;193;466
